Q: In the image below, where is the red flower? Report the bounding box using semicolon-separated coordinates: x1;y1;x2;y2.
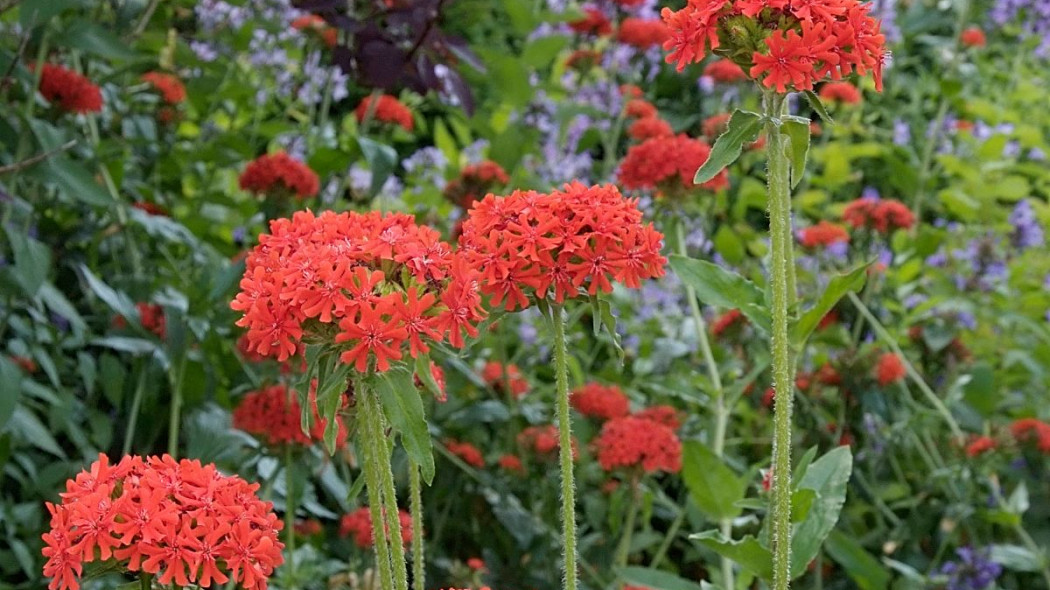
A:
634;405;683;430
238;152;320;199
131;202;169;217
624;99;658;119
617;18;670;49
498;454;525;474
338;507;412;549
566;49;603;70
703;58;746;82
842;198;915;233
960;27;986;47
11;355;37;373
140;72;186;105
619;134;728;193
355;94;414;131
711;309;747;337
467;557;486;571
114;303;166;338
819;81;862;104
627;117;673;140
446;439;485;468
798;221;850;249
1010;418;1050;453
231;210;484;367
232;383;349;448
457;183;666;310
874;353;906;386
702;113;731;140
292;14;338;47
481;361;529;398
569;7;612;36
444;160;510;208
36;63;103;114
570;383;631;421
965;436;996;457
620;84;644;98
42;454;283;590
595;416;682;473
518;425;577;460
294;519;323;536
815;362;842;386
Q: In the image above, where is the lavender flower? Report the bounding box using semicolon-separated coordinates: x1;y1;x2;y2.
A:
1009;199;1044;250
892;118;911;146
869;0;901;42
939;547;1002;590
990;0;1050;57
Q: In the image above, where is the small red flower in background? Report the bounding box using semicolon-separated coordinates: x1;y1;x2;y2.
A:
457;183;666;310
232;383;349;448
131;201;169;217
36;63;103;114
617;18;670;49
627;117;673;141
518;425;578;460
819;81;862;105
619;135;728;193
620;84;644;98
481;361;529;398
294;519;323;536
874;352;906;386
238;152;320;199
291;14;338;47
11;355;38;373
634;405;683;430
624;99;658;119
415;361;448;401
114;303;166;338
595;416;682;473
762;387;777;408
662;0;886;91
569;7;613;36
444;160;510;209
498;454;525;474
446;439;485;468
339;507;412;549
702;113;731;140
570;383;631;421
815;363;842;386
965;436;996;457
566;49;603;70
41;454;283;590
355;94;414;131
140;72;186;105
466;557;486;571
960;27;986;47
842;197;915;233
703;58;746;83
711;308;747;338
798;221;850;249
1011;418;1050;453
231;210;484;366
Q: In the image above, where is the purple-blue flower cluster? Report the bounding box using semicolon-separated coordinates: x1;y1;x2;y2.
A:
940;547;1002;590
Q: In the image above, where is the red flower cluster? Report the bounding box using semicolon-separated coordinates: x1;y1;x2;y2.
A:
965;436;996;457
819;81;862;104
874;352;906;386
498;454;525;474
627;117;673;140
292;14;338;47
662;0;886;92
355;94;414;131
617;18;671;48
517;425;578;460
570;383;631;421
37;63;103;114
457;183;666;310
481;361;529;398
842;198;915;233
703;58;746;82
42;454;283;590
960;26;986;47
566;49;603;70
231;210;485;369
711;308;746;337
238;152;320;199
569;7;613;36
634;405;683;430
444;160;510;209
624;99;658;119
11;355;37;373
798;221;850;248
446;439;485;468
338;507;412;549
619;135;729;193
140;72;187;105
232;383;348;448
114;303;167;338
595;416;682;473
1011;419;1050;453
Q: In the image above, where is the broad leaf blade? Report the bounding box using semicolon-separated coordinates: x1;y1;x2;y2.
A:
825;530;891;590
691;531;773;580
375;366;436;484
803;90;834;124
791;263;869;348
669;255;770;333
694;109;763;184
616;567;707;590
790;446;853;579
682;441;746;520
780;115;811;189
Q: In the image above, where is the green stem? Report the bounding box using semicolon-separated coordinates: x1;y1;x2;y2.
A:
372;392;410;590
139;572;151;590
122;362;148;455
615;473;641;572
649;503;685;569
284;444;297;584
409;460;425;590
552;303;579;590
764;91;795;590
846;292;964;442
166;357;186;458
358;380;395;590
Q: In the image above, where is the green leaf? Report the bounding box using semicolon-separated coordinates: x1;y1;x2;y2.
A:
616;567;707;590
596;296;625;363
19;0;82;28
357;137;399;198
414;355;443;400
682;441;746;520
78;265;137;320
694;110;763;184
522;35;569;69
29;156;112;207
961;363;997;416
791;263;868;347
988;544;1046;573
90;337;161;357
780;115;811;189
790;446;853;579
315;362;352;455
375;366;436;484
690;531;773;580
803;90;833;124
4;227;51;297
0;357;22;430
825;530;891;590
38;283;87;333
63;20;141;60
8;406;66;458
669;255;770;333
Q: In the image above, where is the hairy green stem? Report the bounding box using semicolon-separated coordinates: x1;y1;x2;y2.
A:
409;460;425;590
358;382;396;590
552;303;579;590
284;444;297;584
373;394;410;590
765;91;795;590
615;473;641;572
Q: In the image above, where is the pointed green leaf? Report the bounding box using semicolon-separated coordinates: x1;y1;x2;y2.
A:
826;530;891;590
694;109;763;184
669;255;770;334
597;297;625;363
682;441;747;520
0;357;22;430
5;228;51;297
791;263;869;348
616;567;707;590
375;366;436;484
316;361;352;455
790;446;853;579
780;115;811;189
803;90;834;124
357;137;399;198
414;354;443;400
78;264;136;320
690;530;773;580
